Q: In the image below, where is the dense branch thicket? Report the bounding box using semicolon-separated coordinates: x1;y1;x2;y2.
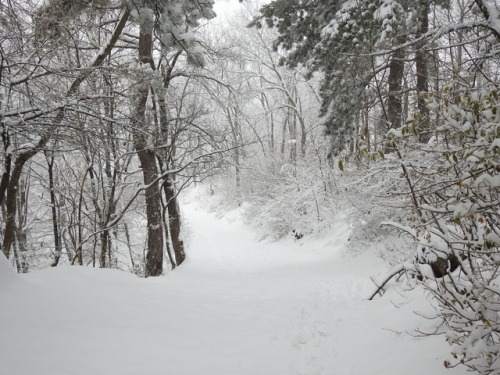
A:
0;0;222;275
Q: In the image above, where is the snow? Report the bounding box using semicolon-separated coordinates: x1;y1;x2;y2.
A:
0;252;17;285
0;193;468;375
480;0;500;34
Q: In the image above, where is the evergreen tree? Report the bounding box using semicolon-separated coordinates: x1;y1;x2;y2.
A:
250;0;445;153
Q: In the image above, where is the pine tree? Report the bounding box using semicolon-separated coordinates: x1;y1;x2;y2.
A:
250;0;447;153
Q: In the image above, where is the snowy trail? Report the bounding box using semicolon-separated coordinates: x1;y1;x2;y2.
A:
0;199;466;375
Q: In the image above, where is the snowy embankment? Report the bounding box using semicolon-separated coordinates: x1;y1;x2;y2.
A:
0;198;467;375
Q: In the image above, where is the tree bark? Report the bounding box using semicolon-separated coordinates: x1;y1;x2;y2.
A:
164;177;185;266
133;27;164;277
386;46;406;131
138;148;164;277
46;151;63;267
155;61;185;269
0;128;11;207
416;0;430;143
226;105;241;190
2;140;47;258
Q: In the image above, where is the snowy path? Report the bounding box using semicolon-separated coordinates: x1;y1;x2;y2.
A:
0;200;467;375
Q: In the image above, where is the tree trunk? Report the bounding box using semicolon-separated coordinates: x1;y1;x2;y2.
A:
226;105;241;191
416;0;430;143
289;99;297;165
155;64;185;269
280;117;287;156
138;148;164;276
99;229;110;268
133;27;164;277
260;93;275;154
14;175;29;273
0;129;12;207
164;177;185;266
14;227;28;273
73;167;88;266
46;151;63;267
2;144;46;258
386;45;405;131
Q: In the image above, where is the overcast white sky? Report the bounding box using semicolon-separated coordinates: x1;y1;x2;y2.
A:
212;0;270;20
213;0;243;18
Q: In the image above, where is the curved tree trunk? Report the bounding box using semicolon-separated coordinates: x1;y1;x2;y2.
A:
2;138;48;258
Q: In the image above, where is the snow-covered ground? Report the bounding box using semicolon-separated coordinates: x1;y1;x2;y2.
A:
0;195;467;375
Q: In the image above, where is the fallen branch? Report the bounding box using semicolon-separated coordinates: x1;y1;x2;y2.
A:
368;265;406;300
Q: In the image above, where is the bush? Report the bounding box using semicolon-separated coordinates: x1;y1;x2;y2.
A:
384;86;500;374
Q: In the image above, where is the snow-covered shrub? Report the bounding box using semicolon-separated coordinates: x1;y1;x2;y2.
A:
384;86;500;374
204;145;341;240
322;148;418;262
338;159;408;234
242;156;340;240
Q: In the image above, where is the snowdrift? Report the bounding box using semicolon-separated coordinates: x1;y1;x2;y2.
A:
0;201;467;375
0;253;17;285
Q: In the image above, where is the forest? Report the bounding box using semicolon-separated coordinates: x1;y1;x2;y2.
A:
0;0;499;374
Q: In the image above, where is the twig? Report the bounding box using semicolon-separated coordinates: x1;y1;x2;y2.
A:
368;265;406;300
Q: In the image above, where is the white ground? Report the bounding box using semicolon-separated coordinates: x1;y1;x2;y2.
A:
0;196;468;375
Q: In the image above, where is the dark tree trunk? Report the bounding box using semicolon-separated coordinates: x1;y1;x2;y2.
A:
0;129;11;207
14;227;28;273
138;148;164;276
155;93;177;270
387;46;406;131
133;27;164;277
164;177;185;266
280;117;287;156
155;59;185;269
300;112;307;158
99;230;110;268
73;168;87;266
2;143;46;258
46;151;63;267
416;0;430;143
